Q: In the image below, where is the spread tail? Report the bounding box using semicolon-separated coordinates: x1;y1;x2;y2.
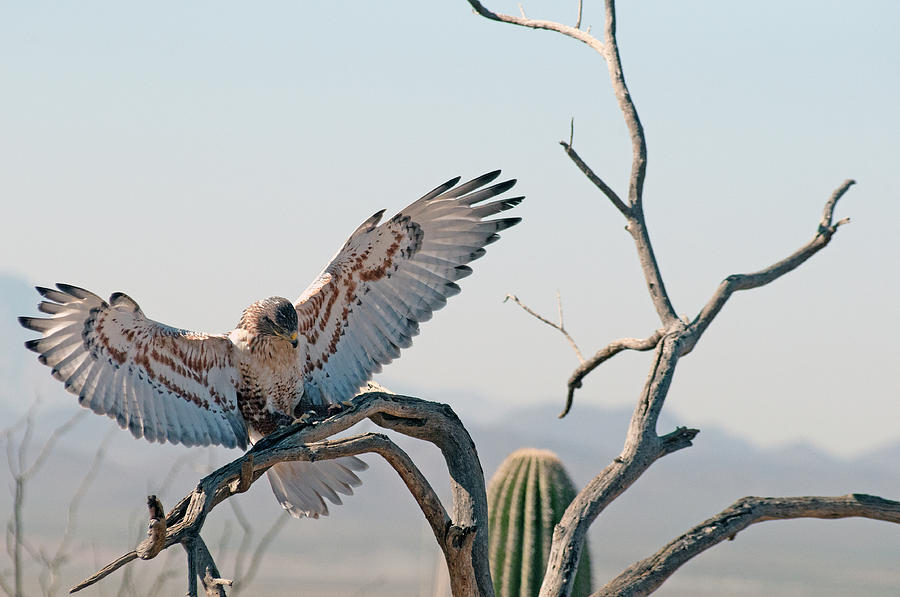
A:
266;456;367;518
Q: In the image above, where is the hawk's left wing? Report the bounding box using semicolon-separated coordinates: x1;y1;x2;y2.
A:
19;284;248;448
294;171;521;405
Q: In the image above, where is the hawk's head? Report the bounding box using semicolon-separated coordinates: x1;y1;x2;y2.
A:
239;297;299;348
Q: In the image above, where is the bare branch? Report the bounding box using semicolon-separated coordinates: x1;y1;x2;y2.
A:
559;140;630;217
598;494;900;596
505;294;584;362
600;0;645;208
466;0;605;53
470;0;676;324
561;328;665;417
684;179;855;354
72;551;139;593
469;2;868;596
541;335;698;596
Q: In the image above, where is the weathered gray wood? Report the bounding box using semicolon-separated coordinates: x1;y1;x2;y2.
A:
596;494;900;596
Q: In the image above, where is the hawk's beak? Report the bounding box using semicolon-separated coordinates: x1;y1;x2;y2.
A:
291;337;298;348
289;331;299;348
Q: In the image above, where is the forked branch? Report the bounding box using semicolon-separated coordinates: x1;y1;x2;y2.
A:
505;293;585;363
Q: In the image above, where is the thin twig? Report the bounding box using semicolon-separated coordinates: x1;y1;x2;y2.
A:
504;294;584;362
575;0;583;29
559;140;630;217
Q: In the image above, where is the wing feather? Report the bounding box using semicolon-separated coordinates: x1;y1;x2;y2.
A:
295;172;521;404
20;285;247;449
77;363;104;409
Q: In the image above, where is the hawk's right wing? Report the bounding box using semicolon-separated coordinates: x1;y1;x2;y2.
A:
294;171;522;405
20;284;248;448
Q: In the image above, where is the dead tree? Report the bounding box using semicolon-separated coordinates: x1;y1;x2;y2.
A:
69;2;898;596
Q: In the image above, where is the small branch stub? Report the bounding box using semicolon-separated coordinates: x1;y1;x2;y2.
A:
136;495;166;560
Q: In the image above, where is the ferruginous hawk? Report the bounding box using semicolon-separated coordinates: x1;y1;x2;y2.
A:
19;171;521;518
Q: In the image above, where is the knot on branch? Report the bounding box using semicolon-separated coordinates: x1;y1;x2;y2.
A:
446;524;478;551
136;495;166;560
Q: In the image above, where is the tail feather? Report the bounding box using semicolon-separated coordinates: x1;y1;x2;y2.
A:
267;456;367;519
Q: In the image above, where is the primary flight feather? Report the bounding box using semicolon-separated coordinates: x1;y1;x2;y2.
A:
20;171;522;518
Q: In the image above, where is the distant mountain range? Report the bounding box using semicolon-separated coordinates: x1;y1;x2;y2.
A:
2;273;899;596
4;399;899;597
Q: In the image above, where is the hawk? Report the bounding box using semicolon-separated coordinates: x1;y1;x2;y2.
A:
19;171;521;518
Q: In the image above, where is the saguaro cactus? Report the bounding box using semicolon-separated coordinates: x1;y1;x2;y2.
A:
487;448;592;597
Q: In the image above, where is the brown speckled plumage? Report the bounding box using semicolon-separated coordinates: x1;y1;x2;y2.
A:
20;171;521;518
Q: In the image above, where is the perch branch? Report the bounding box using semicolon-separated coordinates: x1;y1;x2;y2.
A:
597;494;900;596
683;179;855;354
505;293;584;362
71;392;491;597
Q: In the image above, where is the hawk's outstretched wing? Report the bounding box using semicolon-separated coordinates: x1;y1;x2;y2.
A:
295;171;522;404
20;284;247;448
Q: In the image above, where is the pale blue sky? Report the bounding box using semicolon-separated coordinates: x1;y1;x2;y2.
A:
1;1;898;457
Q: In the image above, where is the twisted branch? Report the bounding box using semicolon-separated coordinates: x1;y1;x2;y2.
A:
70;392;490;597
